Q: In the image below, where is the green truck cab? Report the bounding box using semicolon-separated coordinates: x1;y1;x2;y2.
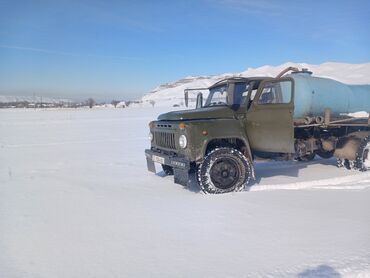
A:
145;67;370;194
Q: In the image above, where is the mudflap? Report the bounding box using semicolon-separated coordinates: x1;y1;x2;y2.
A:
174;168;191;187
145;149;192;186
146;157;156;173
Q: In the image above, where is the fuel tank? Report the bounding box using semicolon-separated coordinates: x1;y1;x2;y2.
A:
287;72;370;119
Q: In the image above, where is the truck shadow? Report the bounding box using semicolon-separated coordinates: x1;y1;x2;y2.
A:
187;171;203;193
160;158;338;193
155;171;167;178
297;264;341;277
156;169;202;193
250;158;337;186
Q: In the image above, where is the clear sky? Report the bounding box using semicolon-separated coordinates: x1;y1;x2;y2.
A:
0;0;369;101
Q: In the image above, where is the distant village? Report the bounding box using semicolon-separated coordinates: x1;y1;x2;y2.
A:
0;97;148;109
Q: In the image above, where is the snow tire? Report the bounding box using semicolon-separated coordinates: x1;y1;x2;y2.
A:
197;147;252;194
316;149;334;159
297;152;316;162
354;136;370;171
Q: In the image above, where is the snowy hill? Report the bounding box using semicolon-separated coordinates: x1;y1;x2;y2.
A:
141;62;370;107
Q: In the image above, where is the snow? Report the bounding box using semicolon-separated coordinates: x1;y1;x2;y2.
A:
141;62;370;108
347;111;369;118
0;108;370;277
115;101;126;108
94;103;115;108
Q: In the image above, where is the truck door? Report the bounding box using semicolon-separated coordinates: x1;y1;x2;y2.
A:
246;78;295;153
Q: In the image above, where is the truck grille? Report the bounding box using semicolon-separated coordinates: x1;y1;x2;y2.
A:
154;131;176;150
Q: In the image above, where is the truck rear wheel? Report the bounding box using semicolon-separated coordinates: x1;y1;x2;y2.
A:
297;152;316;161
197;147;252;194
355;136;370;171
317;149;334;159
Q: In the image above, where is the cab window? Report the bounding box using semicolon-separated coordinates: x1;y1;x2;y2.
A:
233;82;248;105
257;80;292;105
204;85;228;107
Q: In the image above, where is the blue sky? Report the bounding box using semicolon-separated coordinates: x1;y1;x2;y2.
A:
0;0;369;101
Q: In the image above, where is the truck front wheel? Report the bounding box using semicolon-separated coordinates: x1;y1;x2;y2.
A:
355;136;370;171
197;147;252;194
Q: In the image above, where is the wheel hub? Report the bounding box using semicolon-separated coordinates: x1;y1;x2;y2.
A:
210;158;240;190
221;170;229;178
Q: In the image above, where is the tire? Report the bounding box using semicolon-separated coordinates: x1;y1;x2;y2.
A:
337;158;355;170
297;152;316;161
355;136;370;171
162;165;174;175
197;147;252;194
317;149;334;159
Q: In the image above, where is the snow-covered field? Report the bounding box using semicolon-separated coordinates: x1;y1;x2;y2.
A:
1;108;370;277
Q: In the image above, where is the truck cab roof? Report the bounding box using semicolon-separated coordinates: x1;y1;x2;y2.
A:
208;76;272;90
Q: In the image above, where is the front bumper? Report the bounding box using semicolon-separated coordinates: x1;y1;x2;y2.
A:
145;149;192;186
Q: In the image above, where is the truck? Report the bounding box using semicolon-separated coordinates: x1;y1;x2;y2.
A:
145;67;370;194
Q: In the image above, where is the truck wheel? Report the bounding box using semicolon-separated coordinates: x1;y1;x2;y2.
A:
297;152;316;161
338;158;355;170
355;136;370;171
197;147;252;194
317;149;334;159
162;165;174;175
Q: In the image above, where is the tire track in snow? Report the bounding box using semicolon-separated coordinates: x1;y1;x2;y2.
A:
247;172;370;191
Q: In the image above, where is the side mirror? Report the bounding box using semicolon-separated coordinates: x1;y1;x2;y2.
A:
196;93;203;109
184;90;189;107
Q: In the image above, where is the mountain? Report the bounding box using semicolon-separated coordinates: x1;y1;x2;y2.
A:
141;62;370;108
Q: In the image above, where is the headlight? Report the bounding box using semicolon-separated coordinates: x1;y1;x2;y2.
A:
149;132;153;142
179;135;187;149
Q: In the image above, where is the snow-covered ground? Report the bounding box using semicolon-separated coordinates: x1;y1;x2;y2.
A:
0;108;370;277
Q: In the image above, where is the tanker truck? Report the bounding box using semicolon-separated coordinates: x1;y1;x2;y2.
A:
145;67;370;194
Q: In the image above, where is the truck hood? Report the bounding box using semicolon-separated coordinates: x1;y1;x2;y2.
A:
158;106;236;121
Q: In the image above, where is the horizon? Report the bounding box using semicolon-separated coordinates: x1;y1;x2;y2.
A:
1;60;369;103
1;0;369;101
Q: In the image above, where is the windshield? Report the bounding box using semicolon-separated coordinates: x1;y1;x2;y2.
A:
204;82;250;107
204;85;228;107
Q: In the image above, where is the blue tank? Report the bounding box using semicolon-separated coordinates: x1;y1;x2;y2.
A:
287;72;370;119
